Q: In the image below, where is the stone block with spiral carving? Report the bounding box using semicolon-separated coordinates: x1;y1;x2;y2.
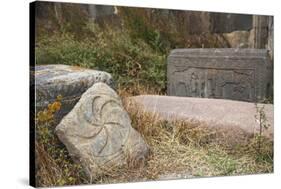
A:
55;82;149;178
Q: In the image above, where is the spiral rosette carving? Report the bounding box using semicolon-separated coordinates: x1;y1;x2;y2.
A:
55;83;149;178
76;93;131;158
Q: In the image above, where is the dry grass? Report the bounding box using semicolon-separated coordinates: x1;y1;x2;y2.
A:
105;100;273;181
35;97;273;187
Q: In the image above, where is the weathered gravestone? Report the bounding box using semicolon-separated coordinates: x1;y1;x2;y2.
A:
55;83;149;178
35;64;114;121
167;49;273;102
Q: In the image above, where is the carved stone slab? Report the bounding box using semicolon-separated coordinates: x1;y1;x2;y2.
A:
55;83;149;178
167;49;273;102
34;64;114;120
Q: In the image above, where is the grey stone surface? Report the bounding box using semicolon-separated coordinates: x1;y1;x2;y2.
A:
129;95;273;140
88;5;116;20
210;13;253;33
167;48;273;102
55;83;149;178
267;16;274;61
251;15;270;49
173;11;211;34
35;64;114;121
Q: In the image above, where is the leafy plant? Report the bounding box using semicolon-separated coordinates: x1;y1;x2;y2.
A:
35;96;87;187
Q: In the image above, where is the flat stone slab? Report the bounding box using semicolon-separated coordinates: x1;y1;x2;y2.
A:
167;48;273;102
129;95;273;140
34;64;114;120
55;83;149;178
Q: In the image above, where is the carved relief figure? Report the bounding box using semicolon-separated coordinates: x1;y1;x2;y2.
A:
171;66;255;101
216;70;254;101
190;72;199;96
232;70;254;100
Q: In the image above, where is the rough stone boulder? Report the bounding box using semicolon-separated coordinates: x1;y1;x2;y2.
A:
34;64;114;120
223;30;250;48
129;95;273;141
55;83;149;178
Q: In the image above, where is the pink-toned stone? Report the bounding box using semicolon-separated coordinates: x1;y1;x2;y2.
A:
129;95;273;140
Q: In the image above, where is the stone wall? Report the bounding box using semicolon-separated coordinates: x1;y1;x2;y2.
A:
35;2;273;52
